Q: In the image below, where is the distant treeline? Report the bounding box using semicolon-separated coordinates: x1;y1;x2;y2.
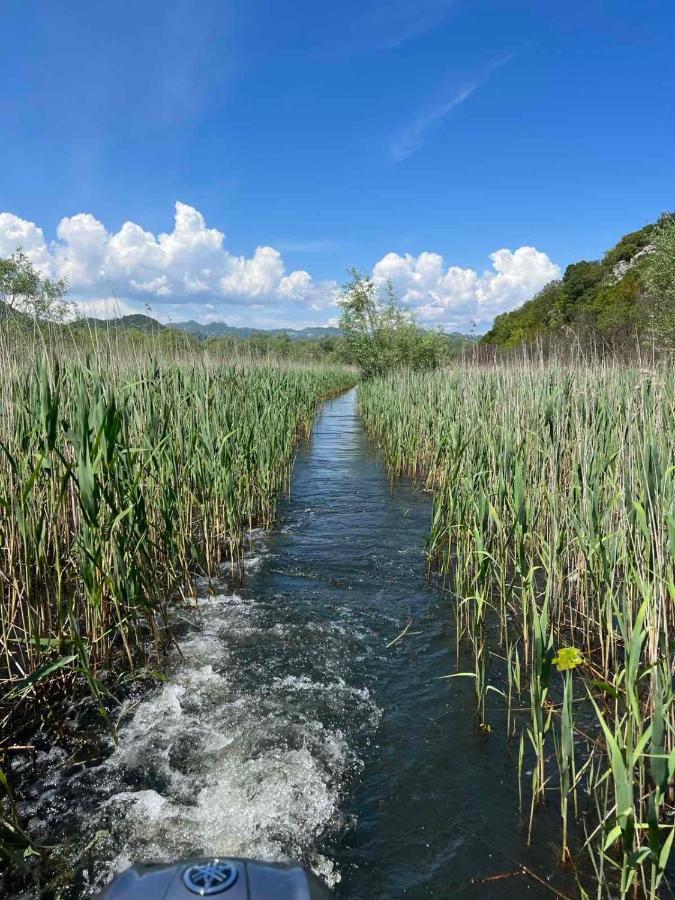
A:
51;317;469;364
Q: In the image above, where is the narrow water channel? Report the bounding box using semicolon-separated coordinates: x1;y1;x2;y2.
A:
19;389;575;898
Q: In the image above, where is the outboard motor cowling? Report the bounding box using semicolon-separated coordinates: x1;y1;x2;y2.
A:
96;858;334;900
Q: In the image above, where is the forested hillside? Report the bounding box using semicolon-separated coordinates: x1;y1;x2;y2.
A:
483;213;675;349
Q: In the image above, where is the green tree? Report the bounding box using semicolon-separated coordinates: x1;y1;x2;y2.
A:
270;332;292;357
338;268;445;378
0;249;70;322
643;216;675;344
319;335;336;354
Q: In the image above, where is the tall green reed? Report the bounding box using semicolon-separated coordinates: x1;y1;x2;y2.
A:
0;343;354;739
358;362;675;898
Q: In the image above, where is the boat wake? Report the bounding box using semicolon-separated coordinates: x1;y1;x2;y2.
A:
20;584;380;896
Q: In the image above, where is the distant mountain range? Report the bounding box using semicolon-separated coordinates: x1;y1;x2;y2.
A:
75;314;342;341
76;316;475;349
3;309;473;351
78;313;165;332
166;320;343;341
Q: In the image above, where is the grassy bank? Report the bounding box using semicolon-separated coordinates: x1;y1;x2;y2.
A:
0;335;354;865
359;364;675;899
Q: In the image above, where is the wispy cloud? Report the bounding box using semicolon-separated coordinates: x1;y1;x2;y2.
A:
326;0;456;58
389;54;515;163
390;82;478;163
366;0;457;51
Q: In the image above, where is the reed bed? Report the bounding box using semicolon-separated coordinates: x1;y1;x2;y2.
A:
359;364;675;899
0;343;353;752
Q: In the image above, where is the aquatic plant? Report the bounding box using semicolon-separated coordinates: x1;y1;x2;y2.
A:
358;362;675;898
0;336;354;745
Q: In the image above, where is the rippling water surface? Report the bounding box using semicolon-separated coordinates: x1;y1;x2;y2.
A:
19;389;576;898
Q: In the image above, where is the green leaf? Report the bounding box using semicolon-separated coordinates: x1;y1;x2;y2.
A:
604;825;623;851
6;655;78;700
658;826;675;872
589;679;619;699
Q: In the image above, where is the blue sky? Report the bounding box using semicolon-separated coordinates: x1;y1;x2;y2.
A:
1;0;674;331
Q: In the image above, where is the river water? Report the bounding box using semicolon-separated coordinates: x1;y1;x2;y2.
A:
18;389;577;898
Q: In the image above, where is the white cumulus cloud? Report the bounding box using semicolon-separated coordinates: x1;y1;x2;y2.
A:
0;212;52;271
0;203;558;331
0;203;335;316
372;245;560;331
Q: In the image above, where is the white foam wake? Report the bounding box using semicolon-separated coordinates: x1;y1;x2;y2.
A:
23;588;380;895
